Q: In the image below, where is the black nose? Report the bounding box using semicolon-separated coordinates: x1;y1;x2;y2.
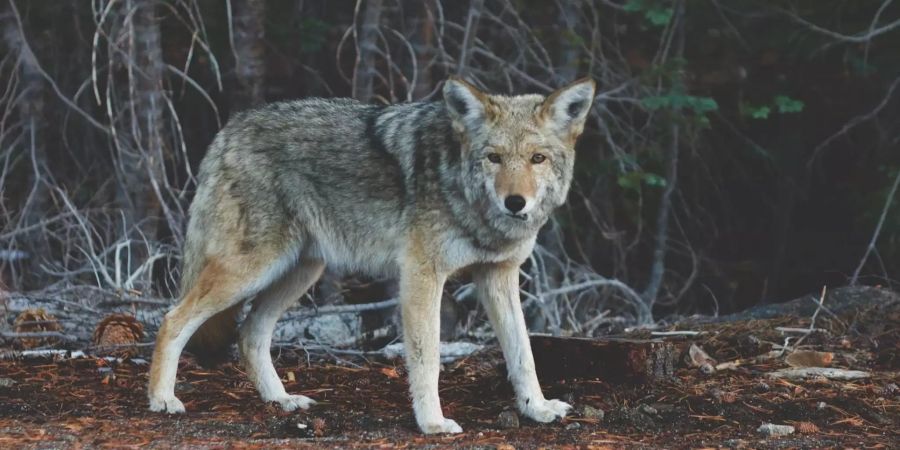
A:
504;195;526;213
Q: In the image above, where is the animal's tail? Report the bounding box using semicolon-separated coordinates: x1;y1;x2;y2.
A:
185;303;241;367
178;241;240;367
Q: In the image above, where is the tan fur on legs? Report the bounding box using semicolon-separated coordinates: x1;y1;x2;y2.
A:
474;261;571;422
400;236;461;434
148;253;295;413
239;258;325;412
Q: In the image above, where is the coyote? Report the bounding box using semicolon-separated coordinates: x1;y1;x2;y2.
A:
148;76;596;434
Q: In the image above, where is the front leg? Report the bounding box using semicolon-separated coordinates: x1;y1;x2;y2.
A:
399;251;461;434
474;262;571;423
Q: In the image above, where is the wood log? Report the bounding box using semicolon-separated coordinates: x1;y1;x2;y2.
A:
699;286;899;324
530;335;681;384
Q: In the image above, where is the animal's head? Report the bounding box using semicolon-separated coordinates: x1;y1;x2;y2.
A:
443;77;596;236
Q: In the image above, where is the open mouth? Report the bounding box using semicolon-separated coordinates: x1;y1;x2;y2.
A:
506;213;528;221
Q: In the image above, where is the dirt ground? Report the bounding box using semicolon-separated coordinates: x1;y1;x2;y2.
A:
1;290;899;449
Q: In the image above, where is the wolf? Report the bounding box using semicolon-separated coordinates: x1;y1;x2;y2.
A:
147;76;596;434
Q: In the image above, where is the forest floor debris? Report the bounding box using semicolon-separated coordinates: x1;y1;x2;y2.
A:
0;286;898;448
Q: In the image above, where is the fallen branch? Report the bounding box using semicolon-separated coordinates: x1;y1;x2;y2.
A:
1;331;78;341
651;330;703;337
0;349;87;360
286;298;398;319
715;350;781;371
767;367;871;381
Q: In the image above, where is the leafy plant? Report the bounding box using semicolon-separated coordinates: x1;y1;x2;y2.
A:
624;0;674;27
774;95;804;114
743;104;771;119
741;96;804;120
642;90;717;114
617;171;667;192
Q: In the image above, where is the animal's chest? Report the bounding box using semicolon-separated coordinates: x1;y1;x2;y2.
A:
439;234;533;273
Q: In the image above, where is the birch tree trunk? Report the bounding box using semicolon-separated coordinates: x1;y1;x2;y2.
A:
231;0;266;111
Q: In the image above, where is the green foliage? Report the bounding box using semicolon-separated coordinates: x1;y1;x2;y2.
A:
741;96;804;120
624;0;674;27
744;105;771;119
642;85;718;115
774;95;804;114
617;170;667;192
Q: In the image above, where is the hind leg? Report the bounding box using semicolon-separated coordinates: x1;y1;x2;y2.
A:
239;258;325;411
148;255;290;413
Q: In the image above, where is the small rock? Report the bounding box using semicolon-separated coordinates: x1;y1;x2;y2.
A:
816;401;828;411
757;423;795;437
565;422;582;430
754;382;771;392
882;383;899;397
649;403;675;414
638;404;658;416
304;314;358;346
607;405;655;431
579;405;605;420
723;438;749;449
742;335;762;347
293;422;315;438
497;410;520;429
0;378;16;388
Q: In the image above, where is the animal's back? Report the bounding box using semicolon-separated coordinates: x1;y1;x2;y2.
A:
182;98;436;292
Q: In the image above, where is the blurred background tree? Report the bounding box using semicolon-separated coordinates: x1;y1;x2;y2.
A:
1;0;898;333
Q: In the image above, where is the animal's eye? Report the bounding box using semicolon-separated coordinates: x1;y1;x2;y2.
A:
531;153;546;164
487;153;502;164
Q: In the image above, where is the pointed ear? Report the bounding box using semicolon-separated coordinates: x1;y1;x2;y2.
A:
541;78;596;141
443;76;489;132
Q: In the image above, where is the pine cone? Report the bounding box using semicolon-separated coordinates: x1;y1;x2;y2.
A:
13;308;62;349
92;314;144;357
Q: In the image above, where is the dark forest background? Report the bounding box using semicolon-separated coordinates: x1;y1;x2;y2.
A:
2;0;899;334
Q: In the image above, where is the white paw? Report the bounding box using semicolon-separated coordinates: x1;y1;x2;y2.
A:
521;398;571;423
419;417;463;434
149;395;186;414
271;394;316;412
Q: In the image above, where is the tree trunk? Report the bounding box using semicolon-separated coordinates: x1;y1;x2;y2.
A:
1;1;50;288
352;0;383;103
230;0;266;111
456;0;484;76
556;0;580;82
122;0;165;255
405;0;435;100
531;336;680;384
